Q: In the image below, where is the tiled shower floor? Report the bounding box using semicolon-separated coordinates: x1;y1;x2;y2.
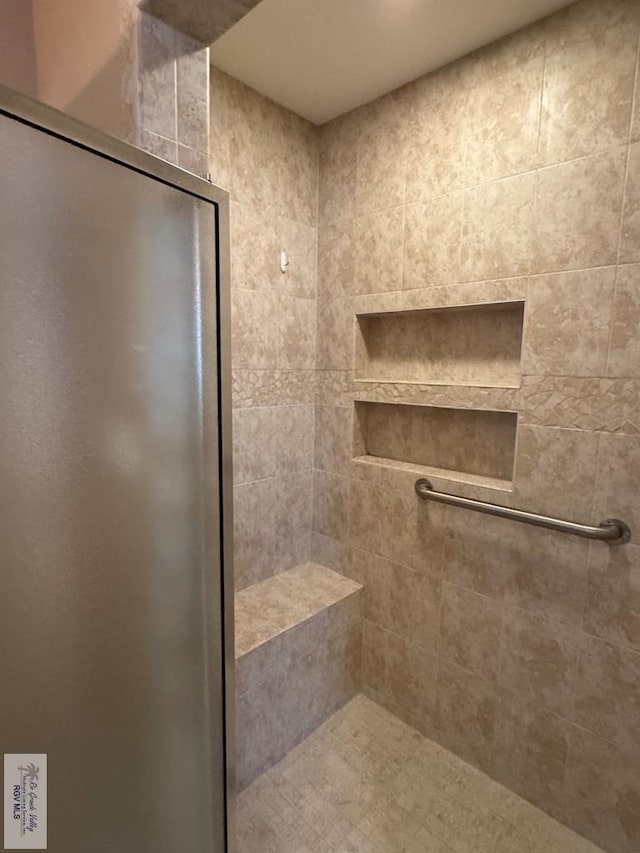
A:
237;695;604;853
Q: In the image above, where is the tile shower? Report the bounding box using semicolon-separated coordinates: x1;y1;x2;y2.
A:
5;0;638;850
210;0;640;850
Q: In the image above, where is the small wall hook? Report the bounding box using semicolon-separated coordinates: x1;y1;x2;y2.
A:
280;250;290;274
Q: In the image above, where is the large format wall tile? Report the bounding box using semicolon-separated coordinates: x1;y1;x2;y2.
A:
310;531;346;573
438;583;503;682
609;264;640;377
500;607;580;718
230;201;280;291
275;472;312;571
234;480;276;590
403;194;463;288
349;549;442;654
384;632;438;732
465;58;543;185
277;295;316;370
574;634;640;748
278;217;317;300
348;477;396;558
316;298;353;370
312;471;351;541
442;509;516;598
563;725;640;853
492;693;571;816
531;149;626;273
139;14;177;140
318;219;356;299
584;542;640;652
503;528;590;629
176;35;209;152
177;143;207;175
314;404;354;474
354;207;405;294
522;269;616;377
387;562;442;653
210;69;279;209
405;75;467;202
232;406;277;484
139;129;177;162
460;172;534;281
355;92;409;215
318;114;359;224
538;25;637;164
435;659;498;772
620;143;640;264
513;425;600;520
273;405;314;475
278;113;319;228
362;620;388;697
231;289;278;369
349;479;444;575
540;0;640;48
595;432;640;533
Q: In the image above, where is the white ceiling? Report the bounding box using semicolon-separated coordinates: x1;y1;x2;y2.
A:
210;0;575;125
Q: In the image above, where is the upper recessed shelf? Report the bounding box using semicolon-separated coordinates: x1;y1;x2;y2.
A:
355;300;525;387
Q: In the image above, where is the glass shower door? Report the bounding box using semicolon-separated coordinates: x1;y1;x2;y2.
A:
0;90;231;853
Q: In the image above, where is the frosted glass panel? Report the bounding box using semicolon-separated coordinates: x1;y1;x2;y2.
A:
0;113;224;853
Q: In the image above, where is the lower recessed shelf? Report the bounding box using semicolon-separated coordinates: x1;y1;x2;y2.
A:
354;401;517;486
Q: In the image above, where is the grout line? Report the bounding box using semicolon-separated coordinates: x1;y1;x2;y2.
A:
172;27;179;146
568;619;585;726
493;596;508;754
351;263;630;303
395;131;634;211
457;183;466;282
535;42;546;160
615;29;640;270
604;32;640;378
400;197;407;291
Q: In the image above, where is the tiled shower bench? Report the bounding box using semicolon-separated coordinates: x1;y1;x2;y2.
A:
234;563;363;789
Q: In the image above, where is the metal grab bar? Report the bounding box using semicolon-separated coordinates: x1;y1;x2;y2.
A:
414;478;631;545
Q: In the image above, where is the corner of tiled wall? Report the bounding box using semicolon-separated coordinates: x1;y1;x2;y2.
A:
207;66;320;591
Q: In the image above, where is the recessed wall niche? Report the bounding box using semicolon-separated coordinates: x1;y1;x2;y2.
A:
354;401;517;487
355;301;525;387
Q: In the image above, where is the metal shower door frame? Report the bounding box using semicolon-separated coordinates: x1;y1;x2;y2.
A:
0;84;235;852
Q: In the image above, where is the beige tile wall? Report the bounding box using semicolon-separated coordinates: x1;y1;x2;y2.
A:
138;12;210;176
209;67;319;590
312;1;640;850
